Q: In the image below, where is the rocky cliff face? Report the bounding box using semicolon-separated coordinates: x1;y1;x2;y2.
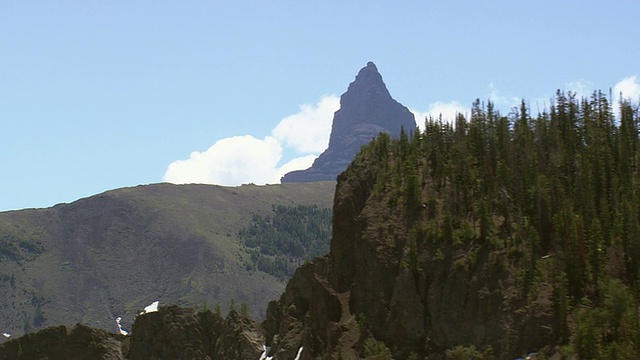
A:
280;62;415;183
127;306;264;360
264;137;558;359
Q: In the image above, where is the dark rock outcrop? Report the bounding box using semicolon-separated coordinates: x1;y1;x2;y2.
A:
0;306;264;360
0;323;125;360
212;311;265;359
128;305;263;360
280;62;415;183
262;256;349;360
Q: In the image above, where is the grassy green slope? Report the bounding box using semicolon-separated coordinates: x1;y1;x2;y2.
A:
0;181;335;337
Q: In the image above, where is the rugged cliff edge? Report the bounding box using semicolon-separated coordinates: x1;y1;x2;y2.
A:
264;134;561;359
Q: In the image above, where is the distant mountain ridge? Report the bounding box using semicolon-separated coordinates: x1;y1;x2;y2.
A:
0;182;335;338
280;62;416;183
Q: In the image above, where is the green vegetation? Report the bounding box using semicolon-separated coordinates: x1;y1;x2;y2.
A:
445;345;483;360
239;204;332;281
363;337;392;359
0;239;21;262
352;91;640;356
228;298;236;313
0;222;44;262
571;279;639;359
239;302;250;316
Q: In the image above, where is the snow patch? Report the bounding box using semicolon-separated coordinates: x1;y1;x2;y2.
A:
139;301;159;315
259;344;271;360
115;317;128;336
259;345;303;360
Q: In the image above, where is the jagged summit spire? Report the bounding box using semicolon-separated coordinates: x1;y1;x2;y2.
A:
356;61;380;81
281;62;415;183
341;61;390;107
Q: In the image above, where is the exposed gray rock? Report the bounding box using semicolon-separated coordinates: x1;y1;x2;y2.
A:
281;62;415;183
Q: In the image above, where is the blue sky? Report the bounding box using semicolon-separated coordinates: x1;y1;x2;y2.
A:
1;1;639;211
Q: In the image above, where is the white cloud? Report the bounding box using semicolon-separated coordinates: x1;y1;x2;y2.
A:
272;95;339;153
614;75;640;104
411;101;470;128
164;135;284;185
163;96;337;186
277;154;317;175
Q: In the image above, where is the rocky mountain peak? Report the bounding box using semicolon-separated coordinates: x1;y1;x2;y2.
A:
280;62;415;183
340;61;389;105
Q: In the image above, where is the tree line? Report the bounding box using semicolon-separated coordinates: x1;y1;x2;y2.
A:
238;204;332;281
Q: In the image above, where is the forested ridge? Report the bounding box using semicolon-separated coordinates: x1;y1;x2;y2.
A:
352;91;640;358
239;204;332;281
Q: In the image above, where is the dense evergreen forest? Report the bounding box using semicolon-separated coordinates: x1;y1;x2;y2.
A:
355;91;640;358
239;204;332;281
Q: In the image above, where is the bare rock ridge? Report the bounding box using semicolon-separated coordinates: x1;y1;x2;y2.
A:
280;61;416;183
